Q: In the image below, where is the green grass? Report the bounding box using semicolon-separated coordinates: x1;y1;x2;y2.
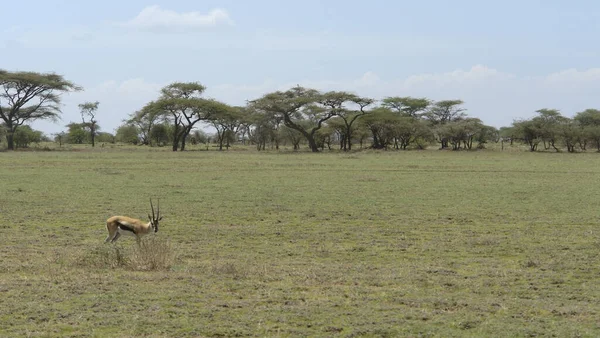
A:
1;147;600;337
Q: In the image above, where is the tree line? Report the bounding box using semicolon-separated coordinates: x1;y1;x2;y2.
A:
2;69;600;153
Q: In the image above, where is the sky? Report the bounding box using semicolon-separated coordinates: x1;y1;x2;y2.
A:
1;0;600;135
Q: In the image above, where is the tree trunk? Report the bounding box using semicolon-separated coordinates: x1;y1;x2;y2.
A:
180;135;187;151
172;133;180;151
305;134;320;152
6;131;15;150
91;124;96;147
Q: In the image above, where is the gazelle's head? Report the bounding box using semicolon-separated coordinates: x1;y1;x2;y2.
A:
148;198;162;233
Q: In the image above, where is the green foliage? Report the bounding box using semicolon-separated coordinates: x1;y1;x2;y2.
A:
382;96;431;117
574;108;600;126
128;101;164;145
12;125;43;148
149;123;171;146
115;124;140;144
66;123;87;144
359;107;399;149
78;101;100;147
96;132;115;144
424;99;466;125
250;86;332;152
0;70;82;149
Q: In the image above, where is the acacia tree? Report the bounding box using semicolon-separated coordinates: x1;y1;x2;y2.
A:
382;96;430;118
319;91;374;151
534;108;565;152
79;101;99;147
209;105;245;150
574;109;600;151
512;118;544;151
425;100;467;149
250;86;335;152
359;107;398;149
0;70;81;150
156;82;225;151
127;101;162;145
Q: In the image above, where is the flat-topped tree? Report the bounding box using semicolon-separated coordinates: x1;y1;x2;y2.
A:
127;101;162;145
0;70;82;150
319;91;374;151
382;96;431;118
209;105;246;150
156;82;226;151
250;86;333;152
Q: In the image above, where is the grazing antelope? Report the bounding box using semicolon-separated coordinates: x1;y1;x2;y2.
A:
105;199;162;244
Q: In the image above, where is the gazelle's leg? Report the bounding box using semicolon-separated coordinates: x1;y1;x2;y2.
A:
111;232;122;243
105;222;117;243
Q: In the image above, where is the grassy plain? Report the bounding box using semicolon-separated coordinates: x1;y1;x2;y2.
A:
1;145;600;337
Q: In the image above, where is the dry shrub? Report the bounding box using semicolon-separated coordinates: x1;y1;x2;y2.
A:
129;236;175;271
78;236;175;271
78;244;129;269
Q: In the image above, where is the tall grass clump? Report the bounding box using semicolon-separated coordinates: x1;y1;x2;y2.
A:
129;236;175;271
78;236;175;271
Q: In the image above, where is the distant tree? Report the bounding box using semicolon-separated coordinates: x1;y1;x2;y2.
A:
250;86;334;152
425;100;467;149
96;132;115;144
156;82;225;151
382;96;430;118
573;109;600;126
127;101;162;145
425;100;466;125
78;101;99;147
149;123;171;146
115;124;140;144
359;107;398;149
190;129;208;145
282;125;304;150
499;126;516;146
393;117;433;150
558;118;580;153
250;114;278;151
209;105;245;150
534;108;565;152
66;123;87;144
319;91;374;151
0;70;82;150
53;131;66;147
512;119;544;152
475;125;499;149
574;109;600;151
13;125;42;148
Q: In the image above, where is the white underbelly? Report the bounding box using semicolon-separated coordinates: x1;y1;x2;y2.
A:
117;228;137;236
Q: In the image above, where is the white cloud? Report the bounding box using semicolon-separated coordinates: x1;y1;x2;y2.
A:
119;5;234;31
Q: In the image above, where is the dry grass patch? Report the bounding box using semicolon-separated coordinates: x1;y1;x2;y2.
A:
77;236;176;271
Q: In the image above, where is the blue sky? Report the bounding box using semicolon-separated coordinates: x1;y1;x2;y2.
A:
2;0;600;134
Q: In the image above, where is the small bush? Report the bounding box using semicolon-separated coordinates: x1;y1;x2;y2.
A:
129;236;175;271
78;244;129;269
78;236;175;271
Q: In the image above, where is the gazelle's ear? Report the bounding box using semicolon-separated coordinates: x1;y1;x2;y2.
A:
148;215;152;221
159;216;163;221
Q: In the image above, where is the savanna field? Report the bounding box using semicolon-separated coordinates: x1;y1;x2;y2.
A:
1;146;600;337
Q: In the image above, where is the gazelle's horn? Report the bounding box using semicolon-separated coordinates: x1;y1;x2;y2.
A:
157;198;160;219
150;198;156;220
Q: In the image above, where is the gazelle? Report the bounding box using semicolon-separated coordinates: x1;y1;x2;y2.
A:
105;199;162;244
